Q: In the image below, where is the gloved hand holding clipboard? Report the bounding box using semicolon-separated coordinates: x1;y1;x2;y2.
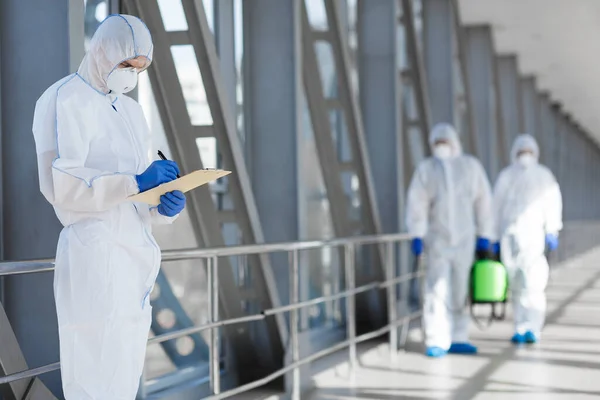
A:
129;169;231;205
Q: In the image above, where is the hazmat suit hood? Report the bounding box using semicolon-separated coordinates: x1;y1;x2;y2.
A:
511;134;539;164
429;123;463;158
78;14;153;93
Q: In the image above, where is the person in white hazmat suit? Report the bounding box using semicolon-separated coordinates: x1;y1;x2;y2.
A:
406;123;494;358
32;15;187;399
492;134;562;344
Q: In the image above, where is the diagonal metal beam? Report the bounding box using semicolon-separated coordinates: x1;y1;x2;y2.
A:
181;0;287;362
401;0;431;144
323;0;384;244
0;302;57;400
123;0;285;380
301;0;387;329
301;10;351;240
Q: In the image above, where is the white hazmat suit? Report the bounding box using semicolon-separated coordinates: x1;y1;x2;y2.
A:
406;124;494;350
32;15;177;399
493;134;562;339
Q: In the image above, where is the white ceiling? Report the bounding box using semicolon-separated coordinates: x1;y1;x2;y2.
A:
458;0;600;139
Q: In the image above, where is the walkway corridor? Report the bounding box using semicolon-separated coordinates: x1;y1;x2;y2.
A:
307;247;600;400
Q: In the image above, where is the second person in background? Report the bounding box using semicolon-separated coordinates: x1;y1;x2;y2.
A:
492;134;563;345
406;123;494;358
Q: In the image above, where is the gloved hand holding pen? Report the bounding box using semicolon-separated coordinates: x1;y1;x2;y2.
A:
135;160;180;192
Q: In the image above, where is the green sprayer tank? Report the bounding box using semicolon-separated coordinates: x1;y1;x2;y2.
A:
470;258;509;327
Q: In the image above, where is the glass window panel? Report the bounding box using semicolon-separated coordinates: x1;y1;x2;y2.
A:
329;109;352;162
196;137;218;168
157;0;189;31
234;0;246;143
171;45;214;125
298;92;342;329
315;41;338;99
84;0;109;50
305;0;329;31
203;0;215;33
346;0;359;95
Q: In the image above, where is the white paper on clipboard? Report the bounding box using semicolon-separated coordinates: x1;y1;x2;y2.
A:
128;169;231;206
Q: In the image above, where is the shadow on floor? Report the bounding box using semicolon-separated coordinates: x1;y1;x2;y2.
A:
309;385;600;400
446;264;600;400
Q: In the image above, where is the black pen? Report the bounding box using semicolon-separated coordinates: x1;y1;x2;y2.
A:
157;150;180;178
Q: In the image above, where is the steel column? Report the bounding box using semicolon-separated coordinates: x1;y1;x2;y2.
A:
538;94;552;167
520;76;540;138
497;55;522;158
358;0;402;235
548;103;561;175
423;0;455;127
214;0;237;120
1;0;69;394
243;0;301;303
463;25;504;180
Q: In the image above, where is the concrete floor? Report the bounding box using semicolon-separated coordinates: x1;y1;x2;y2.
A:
304;247;600;400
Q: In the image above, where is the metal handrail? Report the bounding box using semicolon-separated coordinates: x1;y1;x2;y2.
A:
0;233;410;277
0;233;421;400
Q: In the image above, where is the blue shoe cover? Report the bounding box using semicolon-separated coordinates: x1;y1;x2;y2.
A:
448;342;478;354
425;346;447;358
511;333;526;344
524;331;538;343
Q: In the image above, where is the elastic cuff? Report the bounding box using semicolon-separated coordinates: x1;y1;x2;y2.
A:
125;175;140;196
409;230;427;238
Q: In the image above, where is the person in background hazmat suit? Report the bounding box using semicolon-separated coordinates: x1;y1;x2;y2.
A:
32;15;186;399
406;123;494;358
492;134;562;344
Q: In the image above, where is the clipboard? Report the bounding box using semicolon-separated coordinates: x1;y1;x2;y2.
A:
129;169;231;205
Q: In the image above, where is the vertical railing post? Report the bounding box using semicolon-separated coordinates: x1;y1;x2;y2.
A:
290;250;301;400
208;256;221;394
386;242;398;360
344;244;357;373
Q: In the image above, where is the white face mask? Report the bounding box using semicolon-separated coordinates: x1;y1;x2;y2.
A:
517;153;536;167
433;144;452;160
106;67;138;94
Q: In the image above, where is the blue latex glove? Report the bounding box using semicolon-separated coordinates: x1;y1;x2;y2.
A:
545;234;559;251
158;191;186;217
411;238;424;256
136;160;180;193
476;237;490;252
492;242;500;255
